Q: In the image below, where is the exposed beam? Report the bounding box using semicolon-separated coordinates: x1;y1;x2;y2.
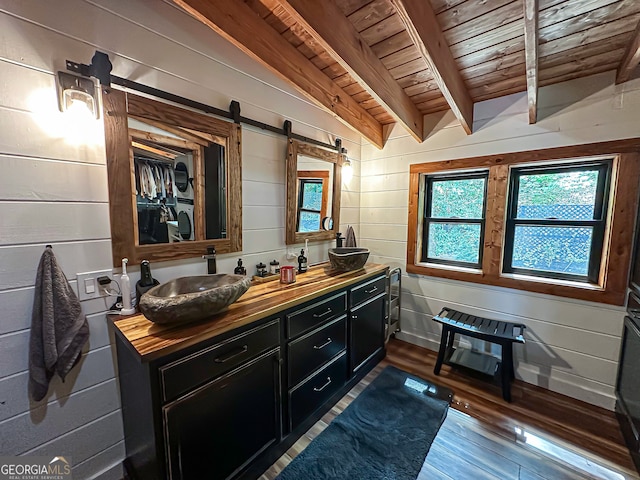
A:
523;0;539;124
616;18;640;84
389;0;474;134
172;0;386;148
277;0;424;142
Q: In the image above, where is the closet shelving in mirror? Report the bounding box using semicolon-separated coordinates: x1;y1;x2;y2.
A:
102;89;242;266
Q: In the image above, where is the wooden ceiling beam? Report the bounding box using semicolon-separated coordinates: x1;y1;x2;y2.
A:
389;0;474;134
276;0;424;142
172;0;386;148
523;0;539;124
616;19;640;84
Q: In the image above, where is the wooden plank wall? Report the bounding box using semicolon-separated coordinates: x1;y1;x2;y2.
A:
360;70;640;410
0;0;361;478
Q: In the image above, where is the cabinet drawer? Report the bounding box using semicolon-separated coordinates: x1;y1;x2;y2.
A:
350;275;386;308
160;320;280;403
288;315;347;387
287;292;346;339
289;352;347;430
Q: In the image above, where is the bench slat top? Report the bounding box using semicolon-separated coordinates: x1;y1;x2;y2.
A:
433;307;526;343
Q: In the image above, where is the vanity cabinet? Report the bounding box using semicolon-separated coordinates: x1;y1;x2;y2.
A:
113;264;388;480
349;276;386;373
164;349;280;480
116;319;281;480
286;292;348;431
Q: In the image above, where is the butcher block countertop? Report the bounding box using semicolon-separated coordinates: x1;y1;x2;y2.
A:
112;263;388;362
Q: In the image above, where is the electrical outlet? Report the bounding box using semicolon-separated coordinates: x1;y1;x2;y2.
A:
77;270;114;301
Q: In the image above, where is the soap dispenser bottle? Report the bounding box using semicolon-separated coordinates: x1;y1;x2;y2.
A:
136;260;159;307
298;249;308;274
120;258;136;315
234;258;247;275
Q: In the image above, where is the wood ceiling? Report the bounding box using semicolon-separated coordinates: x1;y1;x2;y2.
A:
173;0;640;148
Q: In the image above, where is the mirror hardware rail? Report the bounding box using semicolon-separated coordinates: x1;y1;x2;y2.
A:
66;51;347;154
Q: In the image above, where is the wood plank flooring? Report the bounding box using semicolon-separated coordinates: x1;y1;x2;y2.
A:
260;339;639;480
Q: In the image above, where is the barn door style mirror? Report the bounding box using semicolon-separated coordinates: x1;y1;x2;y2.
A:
285;139;341;245
102;88;242;266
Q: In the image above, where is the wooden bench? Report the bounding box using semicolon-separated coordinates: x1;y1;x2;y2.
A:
432;307;526;402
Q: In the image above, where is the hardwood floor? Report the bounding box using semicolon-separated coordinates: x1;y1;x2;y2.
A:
260;339;639;480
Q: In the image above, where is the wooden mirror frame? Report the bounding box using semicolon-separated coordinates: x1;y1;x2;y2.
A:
286;139;342;245
102;87;242;266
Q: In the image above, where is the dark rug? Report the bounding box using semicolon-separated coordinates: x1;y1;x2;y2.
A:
276;366;451;480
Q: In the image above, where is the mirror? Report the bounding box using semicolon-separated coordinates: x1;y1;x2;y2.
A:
286;139;341;245
102;88;242;266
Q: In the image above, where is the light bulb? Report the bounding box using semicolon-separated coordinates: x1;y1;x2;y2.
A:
62;89;96;119
342;158;353;184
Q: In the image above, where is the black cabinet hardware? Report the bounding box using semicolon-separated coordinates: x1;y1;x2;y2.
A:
313;377;332;392
313;338;332;350
214;345;248;363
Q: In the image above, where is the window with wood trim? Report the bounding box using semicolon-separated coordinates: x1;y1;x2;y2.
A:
296;170;329;232
406;140;640;305
422;172;488;268
503;160;612;283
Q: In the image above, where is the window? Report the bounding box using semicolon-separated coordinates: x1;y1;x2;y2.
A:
503;161;612;283
296;171;329;233
406;140;640;305
422;172;488;268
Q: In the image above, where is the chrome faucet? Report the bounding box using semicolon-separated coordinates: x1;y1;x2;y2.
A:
203;246;217;274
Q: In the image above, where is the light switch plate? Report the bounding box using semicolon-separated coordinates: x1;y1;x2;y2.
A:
77;269;114;301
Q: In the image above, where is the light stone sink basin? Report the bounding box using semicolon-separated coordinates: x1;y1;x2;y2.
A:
328;247;370;271
139;274;252;325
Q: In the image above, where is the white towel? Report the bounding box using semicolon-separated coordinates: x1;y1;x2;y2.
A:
29;247;89;401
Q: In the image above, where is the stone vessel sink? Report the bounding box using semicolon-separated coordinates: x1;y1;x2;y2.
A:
139;274;252;325
328;247;370;271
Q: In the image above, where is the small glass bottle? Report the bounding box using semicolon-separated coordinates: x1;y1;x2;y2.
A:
234;258;246;275
298;249;308;274
269;259;280;275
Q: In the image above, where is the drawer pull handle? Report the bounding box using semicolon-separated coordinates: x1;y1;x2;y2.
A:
214;345;248;363
313;308;333;318
365;286;378;294
313;377;332;392
313;337;332;350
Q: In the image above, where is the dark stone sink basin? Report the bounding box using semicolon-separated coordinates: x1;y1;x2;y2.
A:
328;247;370;271
139;274;252;324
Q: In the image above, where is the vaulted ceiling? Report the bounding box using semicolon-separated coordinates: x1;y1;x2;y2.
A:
173;0;640;148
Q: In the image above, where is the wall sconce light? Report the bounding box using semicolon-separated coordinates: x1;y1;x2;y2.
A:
341;148;353;184
57;71;99;119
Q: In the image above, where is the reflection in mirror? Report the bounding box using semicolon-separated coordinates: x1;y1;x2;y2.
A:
296;154;333;233
102;88;241;266
286;139;341;245
129;119;227;245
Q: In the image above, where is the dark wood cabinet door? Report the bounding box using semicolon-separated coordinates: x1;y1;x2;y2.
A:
163;349;281;480
350;295;385;373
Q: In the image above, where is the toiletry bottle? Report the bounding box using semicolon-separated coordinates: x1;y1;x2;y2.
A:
298;249;308;274
120;258;136;315
234;259;247;275
136;260;159;307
